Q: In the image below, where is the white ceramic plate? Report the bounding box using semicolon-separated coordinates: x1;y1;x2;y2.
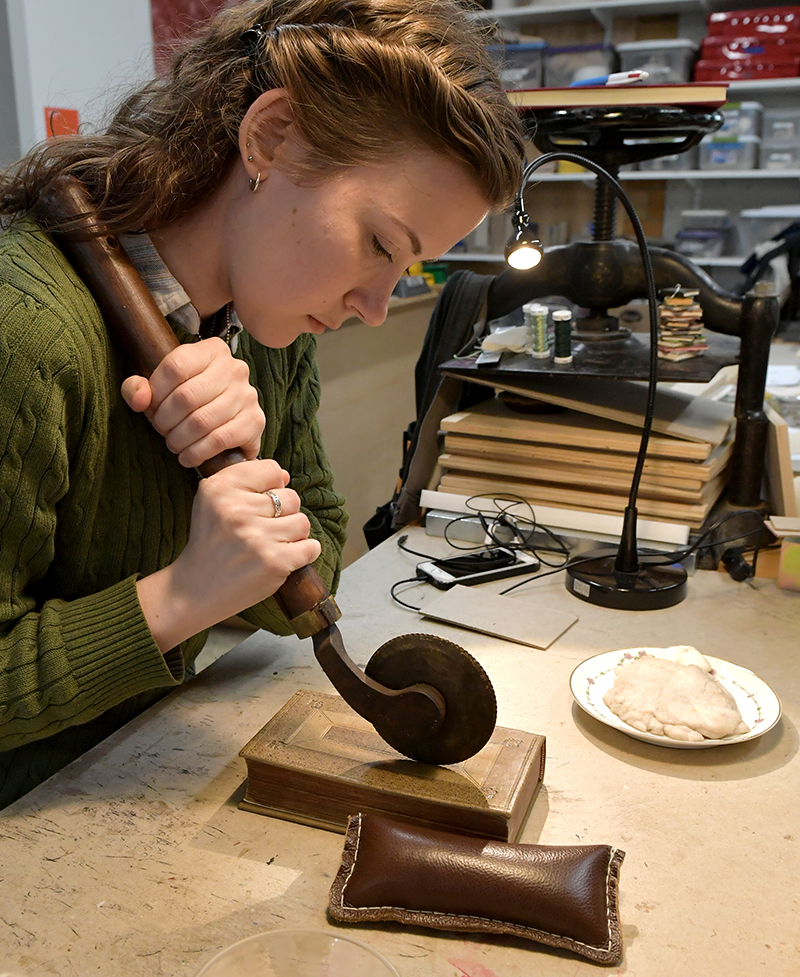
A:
570;648;782;749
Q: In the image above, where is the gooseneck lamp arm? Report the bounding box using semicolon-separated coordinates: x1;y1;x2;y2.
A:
506;152;687;610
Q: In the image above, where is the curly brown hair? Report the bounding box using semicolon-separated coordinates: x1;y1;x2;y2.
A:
0;0;525;234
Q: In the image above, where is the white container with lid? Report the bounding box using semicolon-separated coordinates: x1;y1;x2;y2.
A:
488;40;547;90
737;205;800;255
616;38;697;83
699;134;760;170
675;229;727;259
762;107;800;143
680;210;731;230
719;101;763;138
759;142;800;170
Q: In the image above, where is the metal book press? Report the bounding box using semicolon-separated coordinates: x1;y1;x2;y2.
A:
481;103;780;566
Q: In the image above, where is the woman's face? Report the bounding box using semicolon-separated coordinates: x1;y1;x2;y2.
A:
221;145;489;348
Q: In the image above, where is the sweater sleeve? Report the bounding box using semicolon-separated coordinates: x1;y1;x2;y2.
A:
0;272;183;755
236;333;348;635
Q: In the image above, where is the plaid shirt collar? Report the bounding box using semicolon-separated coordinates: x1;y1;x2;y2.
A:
118;232;242;346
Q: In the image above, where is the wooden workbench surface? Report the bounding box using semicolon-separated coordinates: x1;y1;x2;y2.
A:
1;528;798;977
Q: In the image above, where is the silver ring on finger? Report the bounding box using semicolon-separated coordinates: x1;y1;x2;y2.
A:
267;490;282;517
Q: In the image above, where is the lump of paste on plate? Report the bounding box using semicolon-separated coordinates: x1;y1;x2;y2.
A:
603;646;749;742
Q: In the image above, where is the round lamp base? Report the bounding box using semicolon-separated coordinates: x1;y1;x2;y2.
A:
565;554;688;611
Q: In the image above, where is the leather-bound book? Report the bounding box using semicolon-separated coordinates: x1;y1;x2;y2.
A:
239;690;546;842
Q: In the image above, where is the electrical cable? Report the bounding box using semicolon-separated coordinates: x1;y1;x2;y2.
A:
498;511;776;594
499;553;603;595
440;513;498;550
392;494;563;608
391;499;775;607
395;534;438;560
456;493;572;566
625;508;769;567
459;495;769;569
389;576;426;612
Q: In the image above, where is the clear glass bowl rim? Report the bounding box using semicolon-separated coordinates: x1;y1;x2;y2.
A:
194;926;401;977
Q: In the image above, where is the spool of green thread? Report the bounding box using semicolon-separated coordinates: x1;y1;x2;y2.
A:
553;309;573;364
523;302;550;358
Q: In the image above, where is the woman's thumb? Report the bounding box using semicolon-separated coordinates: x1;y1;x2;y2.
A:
120;375;153;415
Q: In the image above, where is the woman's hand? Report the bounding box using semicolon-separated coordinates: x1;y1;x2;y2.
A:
136;459;322;653
121;337;265;468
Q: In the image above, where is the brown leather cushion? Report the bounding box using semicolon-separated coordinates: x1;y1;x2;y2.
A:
329;812;625;965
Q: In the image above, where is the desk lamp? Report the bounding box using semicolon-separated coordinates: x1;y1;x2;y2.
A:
505;211;544;270
506;151;687;610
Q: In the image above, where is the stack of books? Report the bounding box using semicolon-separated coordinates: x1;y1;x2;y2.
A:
432;383;735;529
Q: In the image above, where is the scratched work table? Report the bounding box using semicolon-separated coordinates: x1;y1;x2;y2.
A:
1;527;798;977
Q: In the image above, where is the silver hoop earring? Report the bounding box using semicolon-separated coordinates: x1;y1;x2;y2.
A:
249;171;261;193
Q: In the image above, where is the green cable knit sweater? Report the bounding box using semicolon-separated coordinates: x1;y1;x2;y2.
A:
0;220;347;808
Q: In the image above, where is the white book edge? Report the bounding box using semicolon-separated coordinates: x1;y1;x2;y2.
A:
420;488;691;546
765;517;800;536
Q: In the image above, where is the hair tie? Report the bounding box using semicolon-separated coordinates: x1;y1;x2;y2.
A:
242;22;344;53
240;23;266;58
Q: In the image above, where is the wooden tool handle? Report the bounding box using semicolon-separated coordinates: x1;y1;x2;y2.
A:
36;175;339;636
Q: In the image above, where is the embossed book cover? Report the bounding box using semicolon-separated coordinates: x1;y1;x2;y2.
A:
239;690;546;841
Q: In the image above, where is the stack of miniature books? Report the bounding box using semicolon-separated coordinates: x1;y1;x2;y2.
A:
657;287;708;362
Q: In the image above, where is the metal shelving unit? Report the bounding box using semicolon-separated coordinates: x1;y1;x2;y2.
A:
728;77;800;96
529;169;800;181
470;0;779;43
459;1;800;287
469;0;710;28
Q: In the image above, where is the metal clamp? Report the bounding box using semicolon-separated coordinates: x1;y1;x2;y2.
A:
288;595;342;639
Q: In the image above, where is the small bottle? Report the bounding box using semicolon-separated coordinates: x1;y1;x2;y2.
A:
523;302;550;359
552;309;573;364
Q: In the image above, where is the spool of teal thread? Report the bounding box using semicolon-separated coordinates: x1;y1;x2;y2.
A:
553;309;573;364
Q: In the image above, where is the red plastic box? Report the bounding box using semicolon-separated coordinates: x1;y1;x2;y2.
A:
707;6;800;37
701;34;800;59
694;55;800;80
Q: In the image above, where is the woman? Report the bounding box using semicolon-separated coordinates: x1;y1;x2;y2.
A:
0;0;525;807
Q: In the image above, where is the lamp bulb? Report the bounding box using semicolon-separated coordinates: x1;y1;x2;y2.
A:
506;246;543;271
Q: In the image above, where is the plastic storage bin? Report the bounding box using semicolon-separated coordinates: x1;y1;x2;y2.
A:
616;38;697;82
637;144;699;170
759;142;800;169
699;134;760;170
675;229;728;258
718;101;763;138
487;41;547;90
680;210;731;230
737;205;800;255
762;107;800;142
676;210;731;257
544;43;616;87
